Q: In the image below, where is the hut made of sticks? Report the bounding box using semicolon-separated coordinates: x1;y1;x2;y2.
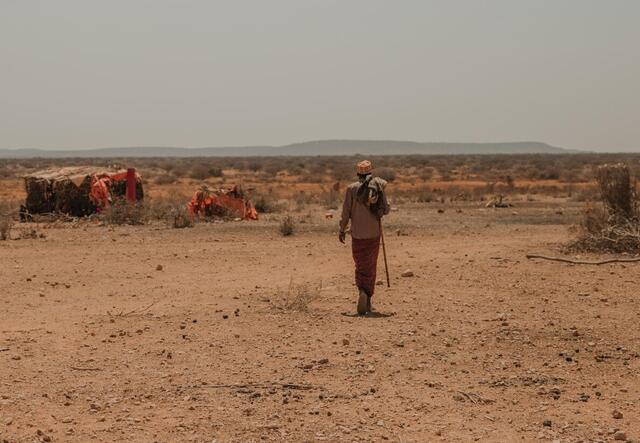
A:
24;167;143;217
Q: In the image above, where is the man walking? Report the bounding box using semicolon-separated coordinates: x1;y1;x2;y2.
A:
339;160;390;315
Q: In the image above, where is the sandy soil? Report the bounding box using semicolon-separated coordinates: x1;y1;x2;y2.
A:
1;202;639;443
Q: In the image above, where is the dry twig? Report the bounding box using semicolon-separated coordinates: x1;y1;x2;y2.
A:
108;301;157;317
187;382;318;390
456;391;493;404
526;254;640;265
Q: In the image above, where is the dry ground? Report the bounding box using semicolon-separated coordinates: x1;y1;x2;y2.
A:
1;202;639;443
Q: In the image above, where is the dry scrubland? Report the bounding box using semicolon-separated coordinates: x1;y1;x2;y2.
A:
4;153;640;210
1;154;640;443
4;153;640;205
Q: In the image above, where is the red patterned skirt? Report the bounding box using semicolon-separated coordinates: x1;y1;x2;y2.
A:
351;236;380;297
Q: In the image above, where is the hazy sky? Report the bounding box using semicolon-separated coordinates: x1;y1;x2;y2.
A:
1;1;639;151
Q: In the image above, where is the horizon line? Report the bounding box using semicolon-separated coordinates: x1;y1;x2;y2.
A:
1;139;570;152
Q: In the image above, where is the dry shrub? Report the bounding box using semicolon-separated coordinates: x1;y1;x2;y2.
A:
279;215;295;236
208;167;224;178
276;279;321;312
17;227;43;240
154;174;178;185
415;187;434;203
127;193;195;228
144;193;186;219
189;164;210;180
254;193;285;213
570;207;640;253
172;206;194;229
330;164;354;182
419;167;434;181
293;191;314;209
595;163;635;219
570;185;599;202
376;167;396;182
569;164;640;253
580;203;607;234
0;201;16;241
0;216;13;240
0;164;14;178
319;188;340;209
102;199;147;225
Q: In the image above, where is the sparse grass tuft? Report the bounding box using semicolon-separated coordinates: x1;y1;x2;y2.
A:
0;201;16;241
17;227;42;240
0;217;12;241
279;215;295;236
172;206;194;229
275;279;322;312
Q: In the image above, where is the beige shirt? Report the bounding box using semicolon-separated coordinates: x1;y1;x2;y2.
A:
339;182;390;239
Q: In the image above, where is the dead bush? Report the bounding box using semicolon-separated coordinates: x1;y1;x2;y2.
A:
570;185;599;202
17;227;43;240
415;187;434;203
319;188;340;209
279;215;295;236
208;167;224;178
0;202;16;240
419;167;434;181
376;167;396;182
439;169;452;181
254;193;285;213
330;164;354;182
144;196;181;220
137;193;196;227
154;174;178;185
189;165;211;180
569;164;640;253
276;279;321;312
570;208;640;253
0;216;13;240
172;206;194;229
292;191;316;211
102;199;147;225
595;163;636;220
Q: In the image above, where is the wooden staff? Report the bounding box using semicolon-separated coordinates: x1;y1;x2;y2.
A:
379;219;390;287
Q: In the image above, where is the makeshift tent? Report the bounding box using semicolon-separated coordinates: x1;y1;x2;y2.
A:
187;185;258;220
24;167;143;217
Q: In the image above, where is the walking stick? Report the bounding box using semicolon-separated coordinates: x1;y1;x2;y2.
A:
379;219;391;288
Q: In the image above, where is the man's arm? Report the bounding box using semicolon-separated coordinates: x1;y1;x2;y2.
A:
339;187;352;233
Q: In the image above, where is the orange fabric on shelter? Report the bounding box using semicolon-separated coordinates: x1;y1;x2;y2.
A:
90;176;112;208
89;170;142;208
188;186;258;220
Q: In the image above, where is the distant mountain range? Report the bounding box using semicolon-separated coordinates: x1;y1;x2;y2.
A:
0;140;578;158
